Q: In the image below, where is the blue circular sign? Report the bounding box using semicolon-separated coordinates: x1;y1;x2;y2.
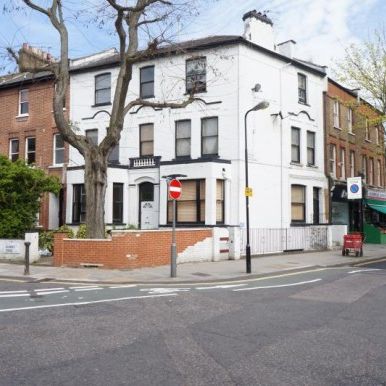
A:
350;184;359;194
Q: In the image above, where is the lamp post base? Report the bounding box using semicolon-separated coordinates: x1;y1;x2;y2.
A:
246;245;251;274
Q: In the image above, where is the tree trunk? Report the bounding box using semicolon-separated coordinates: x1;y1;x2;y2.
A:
84;150;108;239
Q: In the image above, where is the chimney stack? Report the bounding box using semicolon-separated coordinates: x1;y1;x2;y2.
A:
18;43;56;73
242;10;275;51
277;40;297;58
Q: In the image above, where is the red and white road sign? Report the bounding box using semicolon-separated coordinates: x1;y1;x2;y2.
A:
169;179;182;200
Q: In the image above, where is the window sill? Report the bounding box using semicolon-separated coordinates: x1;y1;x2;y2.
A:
16;114;29;119
348;132;355;136
140;95;155;99
298;101;310;107
92;102;112;107
184;90;207;96
307;164;318;169
365;139;371;143
290;161;303;167
49;164;64;168
333;126;342;131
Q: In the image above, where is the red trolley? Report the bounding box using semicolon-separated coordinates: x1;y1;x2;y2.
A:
342;233;363;257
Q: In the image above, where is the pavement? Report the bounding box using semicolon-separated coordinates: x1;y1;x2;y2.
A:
1;243;385;284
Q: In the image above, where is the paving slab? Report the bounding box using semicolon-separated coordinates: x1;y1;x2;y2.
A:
0;244;385;284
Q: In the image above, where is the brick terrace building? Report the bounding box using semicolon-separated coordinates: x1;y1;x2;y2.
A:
325;78;385;234
0;71;69;229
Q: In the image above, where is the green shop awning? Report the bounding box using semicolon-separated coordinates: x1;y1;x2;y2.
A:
366;199;386;215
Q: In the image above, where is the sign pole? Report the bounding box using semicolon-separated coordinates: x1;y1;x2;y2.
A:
171;198;177;278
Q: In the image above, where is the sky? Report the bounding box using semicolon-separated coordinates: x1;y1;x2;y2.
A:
0;0;385;75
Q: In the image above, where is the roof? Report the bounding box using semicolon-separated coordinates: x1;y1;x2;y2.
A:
70;35;327;77
0;71;53;89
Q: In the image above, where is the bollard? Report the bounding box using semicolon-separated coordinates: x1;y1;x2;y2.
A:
24;241;31;276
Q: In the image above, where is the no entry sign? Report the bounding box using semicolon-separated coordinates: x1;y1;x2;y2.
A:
169;179;182;200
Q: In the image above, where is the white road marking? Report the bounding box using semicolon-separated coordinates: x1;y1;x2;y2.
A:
195;284;247;290
0;290;28;294
0;294;177;313
233;278;322;291
140;288;190;294
35;287;65;292
74;287;102;292
348;269;381;274
36;290;70;296
0;293;30;298
69;286;100;290
108;285;137;289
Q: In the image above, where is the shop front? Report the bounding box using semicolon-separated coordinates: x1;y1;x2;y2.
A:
364;188;386;244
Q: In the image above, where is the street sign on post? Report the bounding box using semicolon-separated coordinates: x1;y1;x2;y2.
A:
169;179;182;200
168;178;183;278
347;177;362;200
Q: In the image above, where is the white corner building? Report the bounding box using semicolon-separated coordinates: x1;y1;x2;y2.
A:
66;10;329;243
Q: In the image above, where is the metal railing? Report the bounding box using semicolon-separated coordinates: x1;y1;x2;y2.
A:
240;226;328;256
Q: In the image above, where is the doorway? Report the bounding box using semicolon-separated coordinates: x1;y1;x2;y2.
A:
139;182;157;229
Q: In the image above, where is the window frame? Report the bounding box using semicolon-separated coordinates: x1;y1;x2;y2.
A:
201;117;218;157
369;157;374;185
216;179;225;224
333;100;340;128
365;118;370;141
9;138;19;162
139;123;154;157
25;137;36;164
167;179;205;225
94;72;111;106
175;119;191;158
347;108;353;133
349;150;355;178
19;89;29;116
377;159;382;186
112;183;124;224
53;133;65;165
291;127;301;163
85;129;98;146
139;65;155;99
306;131;315;166
297;73;307;104
291;184;306;223
329;144;337;178
72;184;86;224
362;155;367;183
186;57;207;94
340;147;346;180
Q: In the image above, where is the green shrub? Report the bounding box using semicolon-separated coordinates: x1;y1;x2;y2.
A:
39;231;54;251
76;224;87;239
55;225;74;238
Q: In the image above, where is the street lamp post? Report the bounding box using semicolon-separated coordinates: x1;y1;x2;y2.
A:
244;101;270;274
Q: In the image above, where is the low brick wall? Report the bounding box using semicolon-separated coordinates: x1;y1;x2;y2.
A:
53;229;212;269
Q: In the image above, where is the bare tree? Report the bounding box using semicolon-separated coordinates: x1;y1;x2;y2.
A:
14;0;204;238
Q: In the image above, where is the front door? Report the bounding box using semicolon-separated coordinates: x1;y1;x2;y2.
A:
139;182;158;229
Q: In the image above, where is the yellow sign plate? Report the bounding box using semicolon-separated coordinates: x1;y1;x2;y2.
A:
245;187;253;197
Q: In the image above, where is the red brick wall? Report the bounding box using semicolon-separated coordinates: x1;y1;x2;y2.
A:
53;229;212;269
0;78;70;229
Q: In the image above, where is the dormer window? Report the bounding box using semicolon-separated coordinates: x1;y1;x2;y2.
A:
95;73;111;105
186;57;206;94
298;73;307;104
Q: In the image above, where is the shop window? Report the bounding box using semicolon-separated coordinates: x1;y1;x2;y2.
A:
186;57;206;93
291;127;300;163
201;117;218;156
306;131;315;166
112;183;123;224
216;179;224;224
291;185;306;223
25;137;36;164
53;134;65;165
140;66;154;99
95;73;111;105
9;139;19;162
175;120;191;157
168;179;205;224
140;123;154;157
72;184;86;223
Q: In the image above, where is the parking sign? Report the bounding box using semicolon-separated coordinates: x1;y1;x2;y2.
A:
347;177;362;199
